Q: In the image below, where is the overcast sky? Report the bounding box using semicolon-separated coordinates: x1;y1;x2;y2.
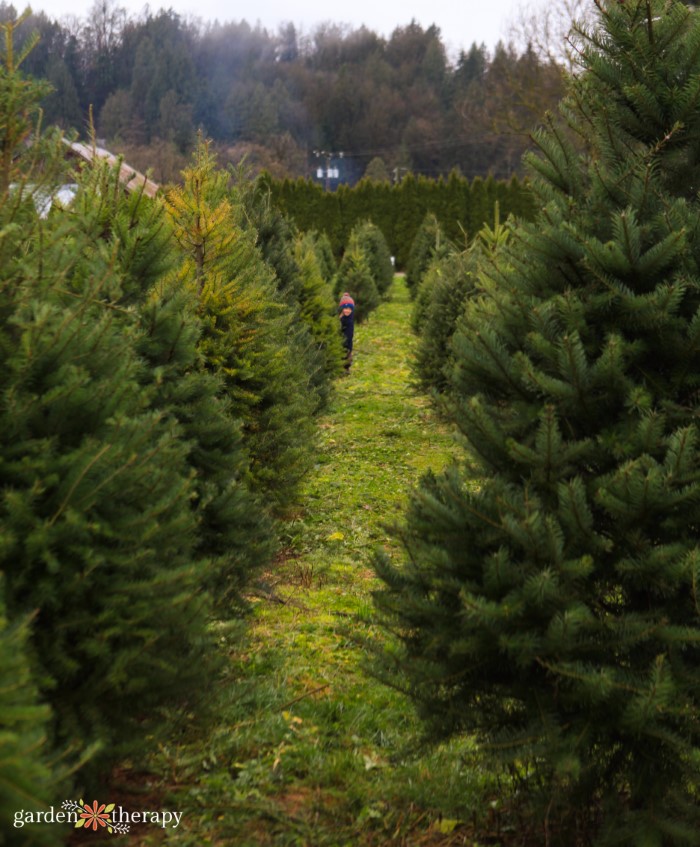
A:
30;0;526;56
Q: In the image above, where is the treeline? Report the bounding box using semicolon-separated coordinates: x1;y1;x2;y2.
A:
0;17;368;833
264;171;536;266
1;0;565;182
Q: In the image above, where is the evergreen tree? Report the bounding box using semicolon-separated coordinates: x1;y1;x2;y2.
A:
69;155;274;612
353;220;395;298
1;208;215;765
0;15;216;774
393;173;425;268
165;141;318;514
240;185;335;410
405;212;451;298
334;239;379;323
0;581;62;845
363;155;391;182
309;229;337;285
411;248;469;364
294;231;345;381
374;2;700;842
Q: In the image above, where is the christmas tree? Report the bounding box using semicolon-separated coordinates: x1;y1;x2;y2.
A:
0;19;217;777
165;141;318;514
374;2;700;842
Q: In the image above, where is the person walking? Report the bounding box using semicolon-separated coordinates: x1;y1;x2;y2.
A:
338;292;355;372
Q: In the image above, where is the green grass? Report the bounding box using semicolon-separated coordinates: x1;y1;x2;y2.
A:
116;278;501;847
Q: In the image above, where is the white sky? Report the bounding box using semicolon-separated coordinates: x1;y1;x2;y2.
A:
29;0;526;56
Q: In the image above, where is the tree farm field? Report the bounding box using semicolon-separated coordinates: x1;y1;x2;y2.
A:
119;277;499;846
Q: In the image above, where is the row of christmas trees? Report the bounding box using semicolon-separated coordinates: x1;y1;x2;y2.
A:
0;16;396;832
372;1;700;843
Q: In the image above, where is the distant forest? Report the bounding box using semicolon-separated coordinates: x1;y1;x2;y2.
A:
3;0;567;184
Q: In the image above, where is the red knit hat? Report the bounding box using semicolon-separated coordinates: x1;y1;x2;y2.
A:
339;292;355;311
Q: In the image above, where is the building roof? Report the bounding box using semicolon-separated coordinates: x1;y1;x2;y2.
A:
64;139;159;198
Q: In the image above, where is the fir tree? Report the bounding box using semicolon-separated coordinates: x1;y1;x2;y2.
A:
405;212;451;298
411;249;473;393
165;141;318;514
0;214;215;765
412;207;509;394
0;22;217;776
334;240;379;323
293;231;345;380
374;2;700;842
70;153;274;612
309;229;337;285
353;220;395;298
0;581;62;845
241;184;338;410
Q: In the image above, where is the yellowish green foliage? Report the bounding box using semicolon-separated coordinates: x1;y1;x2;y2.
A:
165;139;318;511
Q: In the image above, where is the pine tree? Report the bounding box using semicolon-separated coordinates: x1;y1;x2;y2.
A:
165;141;318;514
334;239;380;323
405;212;451;298
374;2;700;842
240;185;339;410
0;580;62;846
0;20;217;776
353;220;395;298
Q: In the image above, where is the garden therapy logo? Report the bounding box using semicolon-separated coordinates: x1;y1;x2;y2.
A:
63;799;130;835
12;799;183;833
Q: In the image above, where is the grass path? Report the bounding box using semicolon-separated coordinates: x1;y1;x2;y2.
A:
133;278;492;846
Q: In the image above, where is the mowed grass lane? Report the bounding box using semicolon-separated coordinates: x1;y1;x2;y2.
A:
129;277;493;847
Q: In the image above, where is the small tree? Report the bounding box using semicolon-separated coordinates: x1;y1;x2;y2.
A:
411;249;474;395
241;186;340;410
405;212;451;298
374;1;700;842
363;156;391;182
165;141;318;514
294;231;346;378
413;207;510;394
353;220;395;298
309;229;337;285
0;582;62;844
335;241;379;323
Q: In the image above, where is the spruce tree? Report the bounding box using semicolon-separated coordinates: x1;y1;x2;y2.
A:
374;2;700;843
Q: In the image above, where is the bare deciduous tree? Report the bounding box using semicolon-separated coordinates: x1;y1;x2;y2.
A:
507;0;596;69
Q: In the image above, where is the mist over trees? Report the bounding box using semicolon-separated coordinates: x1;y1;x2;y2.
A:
1;0;567;183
